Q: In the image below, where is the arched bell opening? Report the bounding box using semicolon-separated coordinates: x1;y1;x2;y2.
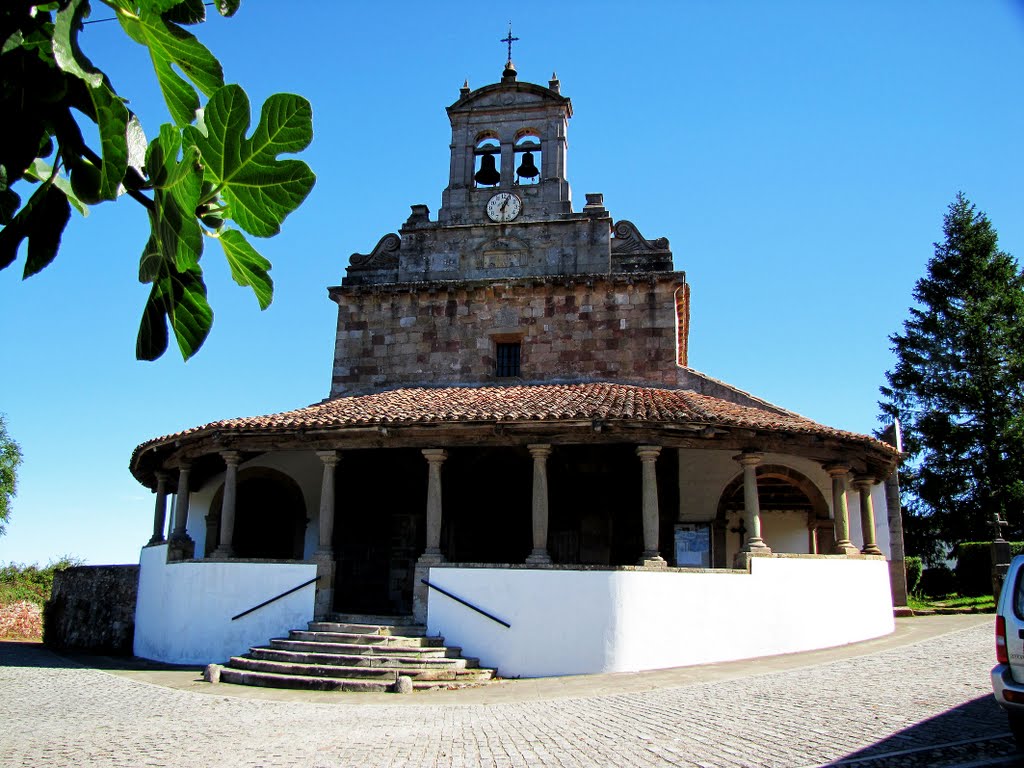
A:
713;464;830;567
473;136;501;187
205;467;307;559
514;132;541;186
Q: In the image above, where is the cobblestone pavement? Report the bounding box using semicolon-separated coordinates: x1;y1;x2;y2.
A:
0;620;1014;768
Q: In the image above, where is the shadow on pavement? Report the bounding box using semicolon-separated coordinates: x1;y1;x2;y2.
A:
0;639;200;675
821;695;1018;767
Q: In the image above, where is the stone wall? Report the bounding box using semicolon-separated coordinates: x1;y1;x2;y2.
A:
330;273;689;395
43;565;139;655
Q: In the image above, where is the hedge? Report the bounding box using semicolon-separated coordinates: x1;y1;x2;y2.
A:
955;541;1024;597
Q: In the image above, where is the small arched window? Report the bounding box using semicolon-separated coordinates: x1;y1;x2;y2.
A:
473;137;501;187
514;133;541;186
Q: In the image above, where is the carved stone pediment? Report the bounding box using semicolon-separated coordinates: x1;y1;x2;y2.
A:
349;233;401;269
610;221;671;255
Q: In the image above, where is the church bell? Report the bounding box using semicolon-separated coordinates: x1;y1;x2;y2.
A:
474;154;500;186
515;151;539;180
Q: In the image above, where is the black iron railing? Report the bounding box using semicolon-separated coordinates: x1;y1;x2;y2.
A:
231;575;319;621
421;578;510;629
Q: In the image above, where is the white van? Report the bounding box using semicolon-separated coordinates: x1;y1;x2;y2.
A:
992;554;1024;748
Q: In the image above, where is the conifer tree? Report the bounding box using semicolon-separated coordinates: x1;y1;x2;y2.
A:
880;194;1024;562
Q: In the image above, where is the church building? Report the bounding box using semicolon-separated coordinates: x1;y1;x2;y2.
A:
129;55;901;683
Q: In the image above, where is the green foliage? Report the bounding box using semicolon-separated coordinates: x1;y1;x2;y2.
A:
954;540;1024;597
0;0;315;361
0;415;22;536
880;194;1024;562
0;556;82;607
920;564;956;597
905;555;922;595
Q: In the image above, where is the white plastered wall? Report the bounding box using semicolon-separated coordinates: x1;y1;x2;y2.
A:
134;544;316;664
185;450;323;558
427;556;894;678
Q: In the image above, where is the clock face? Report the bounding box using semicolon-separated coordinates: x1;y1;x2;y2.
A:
486;192;522;222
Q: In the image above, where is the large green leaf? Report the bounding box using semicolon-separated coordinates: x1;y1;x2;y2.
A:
26;159;90;216
218;228;272;309
184;85;315;238
0;181;71;276
145;123;203;271
136;260;213;361
114;5;224;126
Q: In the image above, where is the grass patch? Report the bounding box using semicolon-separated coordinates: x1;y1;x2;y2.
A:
908;593;995;613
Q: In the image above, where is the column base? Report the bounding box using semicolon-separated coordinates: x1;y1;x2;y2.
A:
210;547;233;560
167;535;195;561
146;536;166;547
637;553;668;568
313;555;336;620
733;549;773;570
832;541;860;556
525;549;552;566
861;545;883;556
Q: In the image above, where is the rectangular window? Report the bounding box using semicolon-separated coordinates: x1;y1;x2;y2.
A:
495;342;521;378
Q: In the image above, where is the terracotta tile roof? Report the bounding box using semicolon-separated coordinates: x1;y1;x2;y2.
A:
132;381;895;458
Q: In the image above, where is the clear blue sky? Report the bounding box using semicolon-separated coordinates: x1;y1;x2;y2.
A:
2;1;1022;566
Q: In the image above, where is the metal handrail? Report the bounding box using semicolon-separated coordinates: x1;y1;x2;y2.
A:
231;575;319;621
421;578;510;629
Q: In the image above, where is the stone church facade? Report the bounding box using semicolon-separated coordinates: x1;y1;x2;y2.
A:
129;61;902;675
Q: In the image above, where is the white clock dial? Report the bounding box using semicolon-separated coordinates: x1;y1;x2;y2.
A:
486;192;522;222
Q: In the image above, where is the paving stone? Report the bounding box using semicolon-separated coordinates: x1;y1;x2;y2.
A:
0;622;1009;767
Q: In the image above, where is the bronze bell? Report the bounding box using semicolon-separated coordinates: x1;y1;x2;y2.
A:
516;151;539;180
474;154;500;186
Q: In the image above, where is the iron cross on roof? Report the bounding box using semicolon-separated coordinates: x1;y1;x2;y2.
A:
501;23;519;64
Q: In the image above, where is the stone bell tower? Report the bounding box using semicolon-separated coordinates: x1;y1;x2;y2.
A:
438;62;573;225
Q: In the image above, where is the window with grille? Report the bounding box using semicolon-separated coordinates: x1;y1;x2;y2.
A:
495;342;521;378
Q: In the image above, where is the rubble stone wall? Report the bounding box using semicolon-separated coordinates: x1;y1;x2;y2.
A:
43;564;139;655
330;274;689;396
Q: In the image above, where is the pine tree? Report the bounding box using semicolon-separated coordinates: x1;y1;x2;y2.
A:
880;193;1024;562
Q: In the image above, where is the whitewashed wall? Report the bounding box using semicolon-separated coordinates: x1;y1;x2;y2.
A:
427;556;894;678
134;544;316;665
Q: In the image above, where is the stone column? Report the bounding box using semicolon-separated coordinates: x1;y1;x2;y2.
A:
807;516;818;555
168;461;195;561
414;448;448;623
526;444;553;565
313;450;340;619
636;445;666;567
885;471;909;609
211;451;241;559
825;463;859;555
853;475;883;555
734;452;771;556
148;471;170;546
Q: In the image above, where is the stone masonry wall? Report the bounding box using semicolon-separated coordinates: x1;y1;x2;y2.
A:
330;273;689;396
43;565;139;655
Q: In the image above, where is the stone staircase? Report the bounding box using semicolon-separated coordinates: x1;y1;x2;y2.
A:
217;614;497;692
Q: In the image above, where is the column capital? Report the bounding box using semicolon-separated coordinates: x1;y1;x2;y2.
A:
316;449;341;467
176;459;192;472
220;450;242;466
823;462;852;478
422;448;448;464
636;444;662;461
155;470;171;484
733;451;764;467
852;474;876;491
528;443;553;460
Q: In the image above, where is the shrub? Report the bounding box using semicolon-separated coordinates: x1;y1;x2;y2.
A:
0;557;83;608
905;556;923;596
921;563;957;597
954;541;1024;597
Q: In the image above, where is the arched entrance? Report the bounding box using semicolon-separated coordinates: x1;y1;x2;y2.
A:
205;468;307;559
713;464;831;566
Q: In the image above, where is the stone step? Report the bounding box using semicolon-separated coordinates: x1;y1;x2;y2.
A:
228;656;399;681
229;656;494;683
219;666;393;693
269;638;461;658
327;613;421;627
249;647;476;669
288;630;443;647
308;621;427;637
